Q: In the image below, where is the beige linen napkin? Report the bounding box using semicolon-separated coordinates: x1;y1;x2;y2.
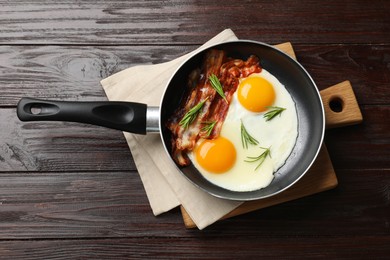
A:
101;29;243;229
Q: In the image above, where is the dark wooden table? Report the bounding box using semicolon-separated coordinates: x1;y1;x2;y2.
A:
1;1;389;258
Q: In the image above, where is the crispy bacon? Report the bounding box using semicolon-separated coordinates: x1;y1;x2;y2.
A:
167;50;262;166
168;49;226;148
204;55;262;139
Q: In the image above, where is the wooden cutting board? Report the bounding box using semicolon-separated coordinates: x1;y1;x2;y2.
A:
180;43;363;229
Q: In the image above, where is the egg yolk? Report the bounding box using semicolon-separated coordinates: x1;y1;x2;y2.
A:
195;137;236;173
237;77;275;112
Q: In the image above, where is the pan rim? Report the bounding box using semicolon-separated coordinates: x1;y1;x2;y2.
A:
159;39;325;201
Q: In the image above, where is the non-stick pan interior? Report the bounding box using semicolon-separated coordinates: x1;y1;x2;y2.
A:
160;40;325;201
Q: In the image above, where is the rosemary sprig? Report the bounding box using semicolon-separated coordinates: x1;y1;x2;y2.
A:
201;121;217;137
263;106;286;121
179;98;208;129
209;74;227;102
245;147;271;171
240;120;259;149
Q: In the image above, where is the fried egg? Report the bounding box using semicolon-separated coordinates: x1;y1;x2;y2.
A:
188;69;298;192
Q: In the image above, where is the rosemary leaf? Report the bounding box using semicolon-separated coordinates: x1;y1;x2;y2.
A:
209;74;227;102
263;106;286;121
179;98;208;129
245;147;271;171
201;121;217;137
240;120;259;149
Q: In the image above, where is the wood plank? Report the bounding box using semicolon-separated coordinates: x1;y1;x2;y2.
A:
0;1;389;45
1;105;387;172
0;45;194;105
0;171;184;239
0;108;135;172
325;105;390;170
0;236;389;259
294;44;390;105
1;44;389;106
0;169;388;239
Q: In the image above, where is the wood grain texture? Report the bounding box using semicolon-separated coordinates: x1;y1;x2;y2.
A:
0;0;389;258
0;236;389;259
0;0;389;45
0;169;388;239
321;81;363;128
325;105;390;170
1;44;389;106
0;171;186;239
0;108;135;172
0;45;194;106
294;44;390;105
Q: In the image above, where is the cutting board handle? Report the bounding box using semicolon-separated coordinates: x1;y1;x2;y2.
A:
320;81;363;129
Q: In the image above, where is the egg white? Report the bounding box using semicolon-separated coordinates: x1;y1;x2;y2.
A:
188;69;298;192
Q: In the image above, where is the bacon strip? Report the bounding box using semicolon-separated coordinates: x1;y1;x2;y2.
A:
167;51;262;166
204;55;262;139
176;49;225;150
167;49;226;165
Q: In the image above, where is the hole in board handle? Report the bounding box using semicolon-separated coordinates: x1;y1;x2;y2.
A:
329;96;344;113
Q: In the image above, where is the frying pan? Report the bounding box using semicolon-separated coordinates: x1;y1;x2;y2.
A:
17;40;325;201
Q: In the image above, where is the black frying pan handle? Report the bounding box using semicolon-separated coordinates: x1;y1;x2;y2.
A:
17;97;147;134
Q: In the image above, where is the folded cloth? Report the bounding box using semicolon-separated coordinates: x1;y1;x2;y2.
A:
101;29;242;229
